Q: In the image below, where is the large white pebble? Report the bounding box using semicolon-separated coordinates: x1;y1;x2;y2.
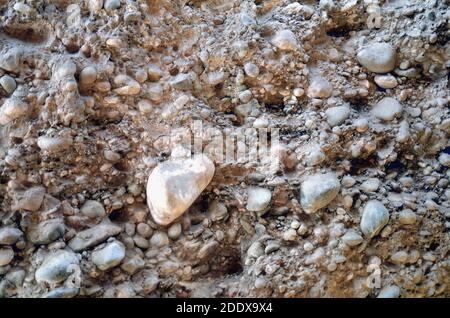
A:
300;173;340;213
371;97;402;121
357;43;396;73
146;154;215;225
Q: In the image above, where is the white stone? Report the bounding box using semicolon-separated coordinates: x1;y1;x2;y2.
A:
271;30;298;51
342;230;363;246
244;62;259;78
92;241;125;270
372;97;402;121
360;178;380;193
146;154;215;225
0;97;28;125
35;250;79;284
308;77;333;99
37;135;74;153
360;200;389;238
357;43;396;73
150;231;169;247
438;153;450;167
247;241;264;258
114;75;140;95
246;187;272;212
167;223;182;240
377;285;400;298
374;74;398;89
300;173;340;213
325;105;350;127
81;200;106;218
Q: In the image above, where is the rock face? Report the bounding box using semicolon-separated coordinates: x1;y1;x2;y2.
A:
357;43;396;73
91;241;126;270
68;221;122;252
35;250;79;284
146;154;215;226
300;173;340;213
360;200;389;238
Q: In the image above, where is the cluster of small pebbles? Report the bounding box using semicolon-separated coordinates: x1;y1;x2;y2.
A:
0;0;449;298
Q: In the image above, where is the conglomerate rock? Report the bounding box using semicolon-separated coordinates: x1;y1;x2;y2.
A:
0;0;449;298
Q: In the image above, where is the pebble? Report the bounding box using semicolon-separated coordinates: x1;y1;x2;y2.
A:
68;221;122;252
307;77;333;99
104;0;121;11
397;121;410;143
42;287;79;298
15;186;46;212
121;255;145;275
0;75;17;94
0;227;23;245
80;200;106;219
300;173;340;213
360;178;380;192
371;97;403;121
0;97;29;125
28;219;65;245
377;285;401;298
92;241;126;270
325;105;350;127
170;73;193;90
283;228;298;241
244;62;259;78
374;74;398;89
398;209;417;225
357;43;396;73
167;223;182;240
79;66;97;85
150;231;169;247
341;230;363;246
147;64;163;81
264;242;280;254
354;118;369;133
0;248;14;266
391;251;408;265
360;200;389;238
37;136;74;153
35;250;79;284
238;90;253;103
271;30;298;51
114;75;140;95
247;241;264;258
146;154;215;226
0;48;21;72
438;153;450;167
246;187;272;213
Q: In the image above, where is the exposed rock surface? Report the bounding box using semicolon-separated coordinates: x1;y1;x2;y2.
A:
0;0;448;299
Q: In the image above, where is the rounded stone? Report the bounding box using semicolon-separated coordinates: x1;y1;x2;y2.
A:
246;187;272;212
92;241;126;270
300;173;340;213
374;74;398;89
0;247;14;266
372;97;402;121
35;250;79;284
357;43;396;73
0;75;17;94
377;285;401;298
81;200;106;219
271;29;298;51
149;231;169;247
146;154;215;226
167;223;182;240
308;77;333;99
325;105;350;127
360;200;389;238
